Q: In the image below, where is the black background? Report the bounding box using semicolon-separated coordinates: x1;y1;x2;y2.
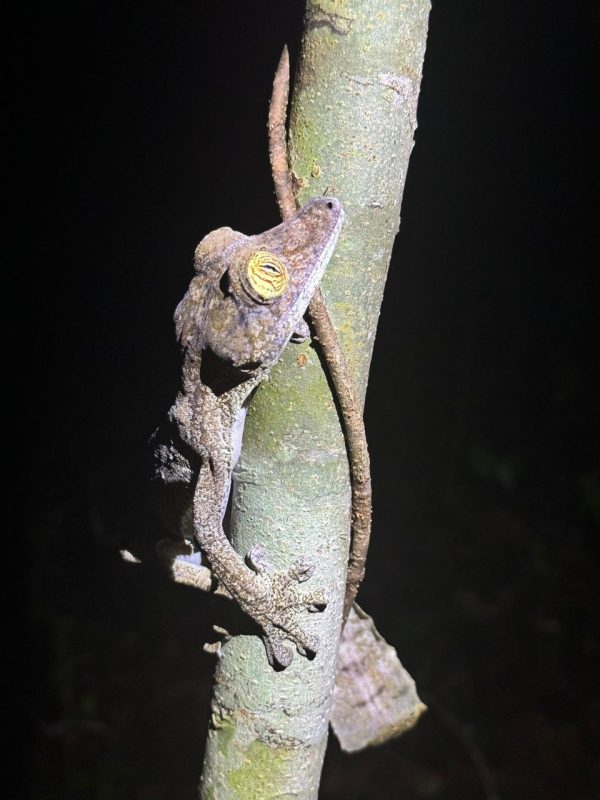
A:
17;1;598;798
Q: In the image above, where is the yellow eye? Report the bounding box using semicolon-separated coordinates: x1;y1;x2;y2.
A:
246;251;288;300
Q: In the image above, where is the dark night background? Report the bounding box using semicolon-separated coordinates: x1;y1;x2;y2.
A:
17;1;598;798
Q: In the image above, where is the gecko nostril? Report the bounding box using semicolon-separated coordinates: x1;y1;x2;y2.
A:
326;201;333;209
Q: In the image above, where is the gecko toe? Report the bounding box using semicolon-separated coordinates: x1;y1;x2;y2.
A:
295;631;319;660
287;555;315;583
304;590;327;612
246;544;273;574
263;624;294;669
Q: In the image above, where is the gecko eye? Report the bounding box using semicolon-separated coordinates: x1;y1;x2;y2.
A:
246;251;289;300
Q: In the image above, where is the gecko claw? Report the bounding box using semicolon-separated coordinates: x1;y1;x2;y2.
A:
243;545;328;668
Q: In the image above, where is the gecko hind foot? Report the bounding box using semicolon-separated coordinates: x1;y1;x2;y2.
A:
245;544;328;669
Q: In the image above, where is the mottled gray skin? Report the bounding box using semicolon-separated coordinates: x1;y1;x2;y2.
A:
154;197;343;668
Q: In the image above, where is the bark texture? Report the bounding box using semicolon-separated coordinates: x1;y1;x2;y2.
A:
199;2;431;797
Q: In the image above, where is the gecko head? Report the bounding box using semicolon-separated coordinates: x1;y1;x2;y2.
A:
175;198;343;390
205;197;344;370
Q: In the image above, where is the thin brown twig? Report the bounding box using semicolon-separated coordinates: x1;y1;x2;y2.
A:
268;46;372;622
268;47;297;221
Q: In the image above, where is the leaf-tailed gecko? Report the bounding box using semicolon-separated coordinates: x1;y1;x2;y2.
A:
152;197;343;668
118;192;425;749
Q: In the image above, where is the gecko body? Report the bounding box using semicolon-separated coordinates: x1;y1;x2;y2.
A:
153;197;343;667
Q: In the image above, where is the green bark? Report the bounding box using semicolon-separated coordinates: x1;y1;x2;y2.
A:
199;2;431;797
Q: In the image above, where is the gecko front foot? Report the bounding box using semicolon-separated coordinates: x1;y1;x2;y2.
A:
245;544;328;669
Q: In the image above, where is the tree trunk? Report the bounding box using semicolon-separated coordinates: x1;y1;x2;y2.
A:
199;2;431;797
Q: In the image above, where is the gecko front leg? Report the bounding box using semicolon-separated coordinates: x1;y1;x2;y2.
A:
193;447;327;668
